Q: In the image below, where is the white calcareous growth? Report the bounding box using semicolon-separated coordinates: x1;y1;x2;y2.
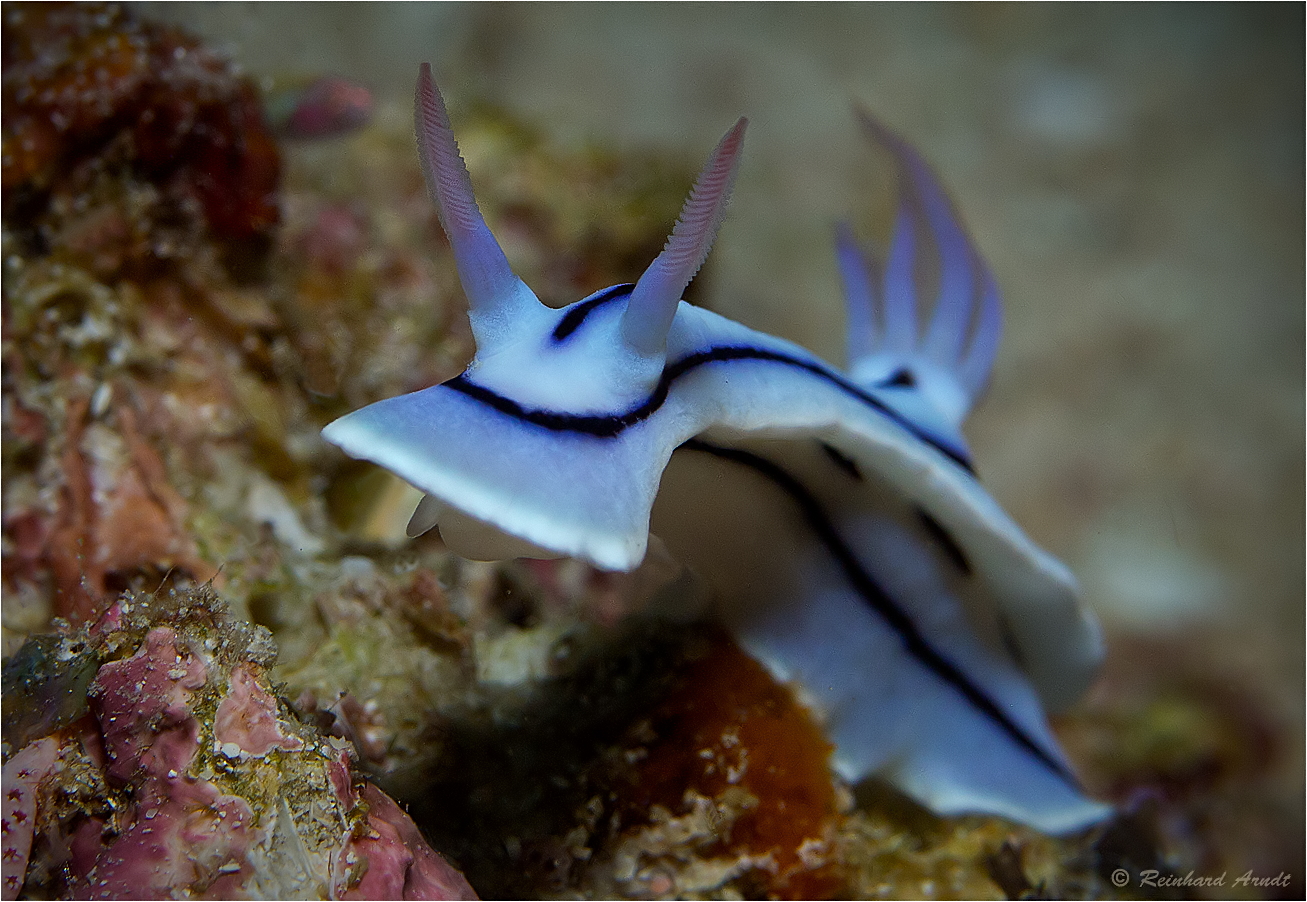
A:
323;63;1112;834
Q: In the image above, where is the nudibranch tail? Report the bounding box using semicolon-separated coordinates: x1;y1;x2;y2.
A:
415;63;537;339
621;118;748;357
841;108;1005;425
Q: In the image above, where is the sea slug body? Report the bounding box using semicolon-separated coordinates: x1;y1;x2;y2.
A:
323;63;1111;835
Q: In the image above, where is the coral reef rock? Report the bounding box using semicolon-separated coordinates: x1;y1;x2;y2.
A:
2;1;280;270
0;587;477;901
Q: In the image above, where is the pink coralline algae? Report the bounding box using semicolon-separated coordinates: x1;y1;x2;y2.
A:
75;626;256;898
341;786;479;902
90;627;208;784
213;664;305;758
1;589;477;901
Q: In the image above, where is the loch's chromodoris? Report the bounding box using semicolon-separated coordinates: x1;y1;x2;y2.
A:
324;63;1111;834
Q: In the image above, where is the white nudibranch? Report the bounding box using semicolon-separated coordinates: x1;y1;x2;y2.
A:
323;63;1112;834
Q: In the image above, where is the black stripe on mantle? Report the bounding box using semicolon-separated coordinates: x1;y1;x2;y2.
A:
445;343;975;472
679;437;1077;787
551;283;634;342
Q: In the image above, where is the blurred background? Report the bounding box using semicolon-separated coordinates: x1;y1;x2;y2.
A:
139;0;1306;872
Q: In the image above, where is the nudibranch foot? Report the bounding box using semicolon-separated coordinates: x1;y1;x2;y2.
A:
322;65;1110;836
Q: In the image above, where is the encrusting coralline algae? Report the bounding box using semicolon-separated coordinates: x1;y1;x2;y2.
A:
1;587;475;900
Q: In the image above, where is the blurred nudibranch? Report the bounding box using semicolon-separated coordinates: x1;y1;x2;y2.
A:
324;63;1112;834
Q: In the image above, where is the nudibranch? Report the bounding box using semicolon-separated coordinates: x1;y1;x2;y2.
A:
324;64;1111;834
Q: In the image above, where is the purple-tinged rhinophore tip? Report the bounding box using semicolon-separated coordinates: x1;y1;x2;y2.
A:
621;118;748;357
415;63;536;340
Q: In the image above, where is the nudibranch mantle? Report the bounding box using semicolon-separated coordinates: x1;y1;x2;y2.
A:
323;64;1111;835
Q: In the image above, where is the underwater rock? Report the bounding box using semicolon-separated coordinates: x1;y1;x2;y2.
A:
344;784;478;901
1;1;280;268
1;587;477;900
1;633;99;751
0;2;296;632
595;630;844;899
46;400;215;624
